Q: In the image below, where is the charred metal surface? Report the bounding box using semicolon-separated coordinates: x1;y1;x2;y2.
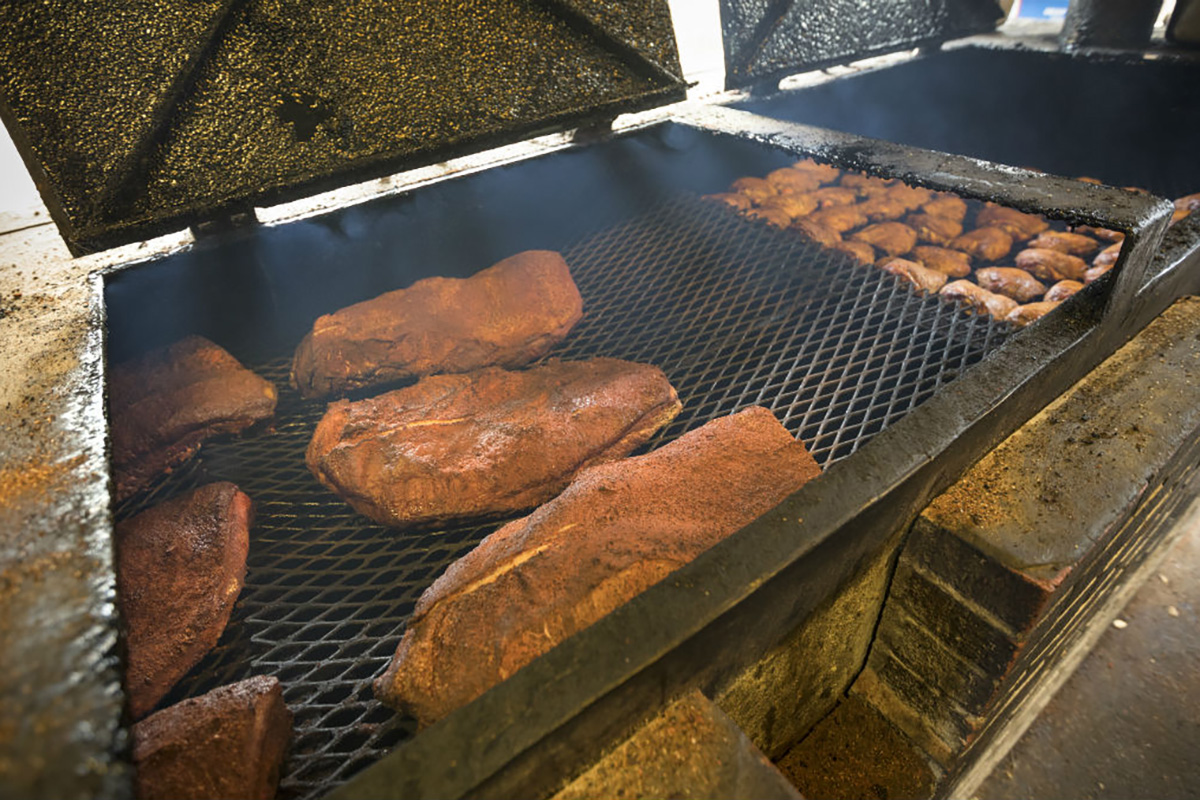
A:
719;0;1003;88
0;0;684;255
1060;0;1159;50
333;111;1185;800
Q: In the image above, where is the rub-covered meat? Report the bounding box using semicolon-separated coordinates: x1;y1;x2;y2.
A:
1175;192;1200;212
765;168;822;194
974;267;1047;303
839;173;891;197
1071;225;1124;243
940;280;1019;320
744;206;792;228
881;258;947;294
1093;242;1123;269
904;213;963;245
792;159;841;183
760;192;819;219
810;187;859;208
809;205;868;233
921;196;968;222
117;483;252;719
731;177;776;203
948;227;1014;261
1015;248;1088;281
307;359;681;528
292;251;583;399
792;218;842;248
1006;301;1060;328
1044;280;1084;302
831;240;876;265
910;246;971;278
703;193;752;211
110;336;276;501
885;185;934;211
975;204;1049;239
851;222;918;256
373;407;821;727
1028;230;1100;256
1085;264;1113;283
132;676;291;800
857;196;909;222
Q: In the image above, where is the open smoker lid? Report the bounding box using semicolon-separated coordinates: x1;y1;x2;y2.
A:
719;0;1005;89
0;0;685;255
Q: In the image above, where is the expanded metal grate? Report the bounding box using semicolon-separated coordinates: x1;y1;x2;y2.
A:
113;195;1009;799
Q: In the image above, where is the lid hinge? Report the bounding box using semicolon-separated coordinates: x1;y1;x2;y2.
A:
190;206;259;240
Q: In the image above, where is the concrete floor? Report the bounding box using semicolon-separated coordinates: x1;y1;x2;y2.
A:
976;514;1200;800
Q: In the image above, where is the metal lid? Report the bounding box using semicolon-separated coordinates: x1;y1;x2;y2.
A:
720;0;1005;89
0;0;685;255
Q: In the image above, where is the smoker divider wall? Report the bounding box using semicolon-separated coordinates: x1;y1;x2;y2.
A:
333;108;1181;799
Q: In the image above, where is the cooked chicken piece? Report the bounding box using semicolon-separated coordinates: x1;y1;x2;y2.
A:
975;204;1049;239
940;280;1019;320
1006;301;1060;328
792;159;841;183
732;177;776;204
830;240;876;265
1044;280;1084;302
910;246;972;278
1015;248;1088;281
852;222;918;256
921;196;968;222
904;213;963;245
1085;264;1113;283
1076;176;1103;184
839;173;891;197
1028;230;1100;256
885;185;935;211
811;187;859;207
744;206;792;228
1172;208;1191;225
704;193;752;211
1071;224;1124;243
766;168;823;194
1093;242;1123;269
809;205;869;233
857;197;910;222
974;267;1047;303
761;192;819;219
1176;192;1200;212
1122;186;1150;195
948;227;1014;261
881;258;947;294
793;218;842;248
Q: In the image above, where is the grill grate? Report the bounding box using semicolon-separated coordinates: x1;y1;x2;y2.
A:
113;195;1008;799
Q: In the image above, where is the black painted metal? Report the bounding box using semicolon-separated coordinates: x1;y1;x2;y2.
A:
329;108;1181;800
0;0;684;255
114;195;1009;800
1060;0;1160;50
719;0;1004;89
735;46;1200;201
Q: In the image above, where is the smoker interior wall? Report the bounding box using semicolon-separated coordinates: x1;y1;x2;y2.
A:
104;123;793;363
738;47;1200;198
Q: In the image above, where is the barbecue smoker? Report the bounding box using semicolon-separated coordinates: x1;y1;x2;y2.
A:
1;2;1199;799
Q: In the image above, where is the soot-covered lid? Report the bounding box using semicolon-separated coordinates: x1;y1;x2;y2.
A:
0;0;685;255
720;0;1005;89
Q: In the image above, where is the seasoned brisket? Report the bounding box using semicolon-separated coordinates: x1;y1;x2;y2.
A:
307;358;681;528
374;407;821;726
109;336;276;500
117;482;251;719
291;250;583;399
